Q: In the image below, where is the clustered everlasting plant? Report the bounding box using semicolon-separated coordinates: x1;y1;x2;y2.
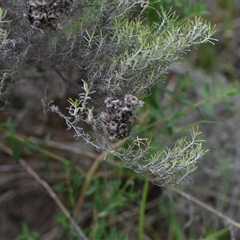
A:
25;0;73;29
0;0;216;186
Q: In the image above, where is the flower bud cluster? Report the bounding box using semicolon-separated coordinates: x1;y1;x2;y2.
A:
25;0;73;29
100;94;144;141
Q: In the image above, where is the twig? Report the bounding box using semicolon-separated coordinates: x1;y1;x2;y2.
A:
192;186;240;208
73;140;126;218
169;186;240;229
74;150;106;218
52;65;80;95
0;142;88;240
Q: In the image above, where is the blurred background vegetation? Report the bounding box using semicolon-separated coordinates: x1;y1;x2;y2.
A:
1;0;240;239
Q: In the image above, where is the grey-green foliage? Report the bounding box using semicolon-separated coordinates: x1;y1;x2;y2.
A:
110;128;207;186
98;9;215;96
0;8;9;40
54;1;216;96
0;1;216;186
0;7;12;105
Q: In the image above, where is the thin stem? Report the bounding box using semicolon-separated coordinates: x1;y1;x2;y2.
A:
73;140;127;218
73;151;106;218
169;187;240;229
138;178;150;240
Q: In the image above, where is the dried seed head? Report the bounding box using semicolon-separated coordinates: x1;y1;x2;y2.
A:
32;10;41;19
105;97;113;107
118;123;131;139
25;0;73;29
124;94;144;107
100;94;144;141
141;1;149;8
108;131;117;141
33;20;41;27
107;121;118;131
121;106;132;112
27;0;37;7
36;0;46;6
48;11;56;19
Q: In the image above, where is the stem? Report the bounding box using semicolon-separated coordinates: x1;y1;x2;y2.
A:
169;187;240;229
73;151;106;218
138;178;150;240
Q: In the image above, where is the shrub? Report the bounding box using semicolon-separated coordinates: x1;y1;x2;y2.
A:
0;0;216;186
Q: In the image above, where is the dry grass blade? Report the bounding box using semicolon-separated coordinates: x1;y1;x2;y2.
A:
74;150;106;218
10;133;98;159
192;187;240;208
73;139;127;218
169;186;240;229
0;142;88;240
